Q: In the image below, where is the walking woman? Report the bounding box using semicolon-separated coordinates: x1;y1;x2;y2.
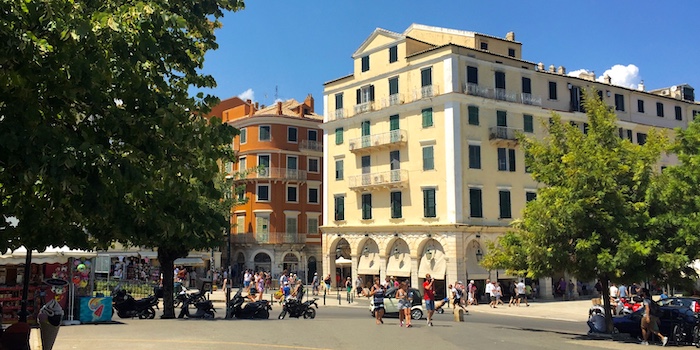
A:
397;281;412;327
368;277;385;325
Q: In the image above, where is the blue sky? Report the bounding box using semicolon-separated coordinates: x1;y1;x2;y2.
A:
198;0;700;112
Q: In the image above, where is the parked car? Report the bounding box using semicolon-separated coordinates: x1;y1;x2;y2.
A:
369;287;424;320
658;297;700;313
612;305;700;346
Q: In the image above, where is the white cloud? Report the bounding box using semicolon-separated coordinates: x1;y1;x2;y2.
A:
596;64;641;89
567;69;592;78
238;88;255;102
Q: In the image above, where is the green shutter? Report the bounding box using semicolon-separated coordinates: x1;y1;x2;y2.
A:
390;115;399;130
469;188;482;218
362;194;372;220
423;189;436;218
391;192;402;218
468;106;479;125
422;146;434;170
523;115;533;133
499;190;511;218
335;128;343;145
422;108;433;127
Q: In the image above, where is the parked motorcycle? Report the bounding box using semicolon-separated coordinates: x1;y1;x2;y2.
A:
178;298;215;319
225;288;271;319
278;297;318;319
173;285;207;308
112;289;158;319
617;296;643;315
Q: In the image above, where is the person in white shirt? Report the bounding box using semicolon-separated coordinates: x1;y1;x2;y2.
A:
484;278;493;305
243;270;252;289
609;283;619;304
516;280;529;307
488;280;498;308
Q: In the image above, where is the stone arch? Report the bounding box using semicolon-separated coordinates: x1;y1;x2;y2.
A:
386;238;411;278
417;238;446;280
465;239;488;280
357;238;380;277
328;238;352;289
252;251;272;273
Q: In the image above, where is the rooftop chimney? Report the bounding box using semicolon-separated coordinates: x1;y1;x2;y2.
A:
603;74;612;84
537;62;544;71
304;94;315;113
505;31;515;41
638;80;645;91
578;71;595;81
247;99;253;117
548;65;555;73
255;102;259;109
557;66;566;75
276;101;283;116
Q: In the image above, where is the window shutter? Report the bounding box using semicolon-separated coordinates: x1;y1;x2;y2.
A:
369;85;375;101
497;148;507;171
356;89;361;104
508;149;516;172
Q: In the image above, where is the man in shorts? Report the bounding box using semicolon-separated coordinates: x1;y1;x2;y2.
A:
516;279;529;307
640;288;668;346
423;274;435;326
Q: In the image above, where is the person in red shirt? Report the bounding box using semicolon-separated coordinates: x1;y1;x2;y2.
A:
423;273;435;326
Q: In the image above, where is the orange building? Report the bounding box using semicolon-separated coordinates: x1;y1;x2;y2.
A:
213;95;323;284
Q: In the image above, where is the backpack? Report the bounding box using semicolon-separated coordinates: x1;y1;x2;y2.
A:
648;300;662;317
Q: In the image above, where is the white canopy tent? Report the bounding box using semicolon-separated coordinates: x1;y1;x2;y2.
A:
0;246;97;265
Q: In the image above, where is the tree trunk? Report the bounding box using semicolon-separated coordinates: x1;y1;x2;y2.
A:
600;275;614;333
158;249;178;319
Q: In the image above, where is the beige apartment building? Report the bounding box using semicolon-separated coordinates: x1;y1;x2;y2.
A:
321;24;699;298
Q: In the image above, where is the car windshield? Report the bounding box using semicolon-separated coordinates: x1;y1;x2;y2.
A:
659;298;697;308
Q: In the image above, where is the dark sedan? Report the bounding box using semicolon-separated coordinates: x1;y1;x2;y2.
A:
612;306;700;346
658;297;700;313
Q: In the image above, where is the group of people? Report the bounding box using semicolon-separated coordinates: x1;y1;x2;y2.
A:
310;273;332;295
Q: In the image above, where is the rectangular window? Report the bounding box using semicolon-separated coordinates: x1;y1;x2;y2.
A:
256;184;270;202
422;146;434;171
361;55;369;72
495;71;506;90
499;190;512;219
637;99;645;113
357;85;375;104
526;192;537;202
335;160;343;180
467;66;478;85
497;148;516;171
422;108;433;127
308;158;319;173
583;123;589;134
694;110;699;120
390;191;402;219
225;161;233;173
285;217;297;235
656;102;664;117
421;67;432;87
286;186;297;203
614;94;625;111
236;215;245;233
497;110;507;127
467;105;479;125
468;145;481;169
335;127;343;145
335;93;343;110
508;149;516;172
239;128;247;144
389;114;399;131
389;45;398;63
480;42;488;50
258;154;270;169
238;156;247;173
259;125;271;141
469;188;483;218
255;214;270;234
523;114;534;133
308;129;317;142
307;217;319;235
286;156;298;171
508;48;516;57
423;188;436;218
549;81;557;100
361;193;372;220
626;129;633;141
618;128;624;139
389;77;399;96
637;133;647;145
334;195;345;221
675;106;682;120
522;77;531;94
287;127;298;142
308;188;319;204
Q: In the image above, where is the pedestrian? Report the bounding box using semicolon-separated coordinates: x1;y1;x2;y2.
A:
451;282;467;312
324;274;331;293
243;269;252;289
368;277;385;325
567;279;575;300
345;277;352;297
484;278;493;304
397;281;412;327
609;282;619;305
508;281;517;307
556;277;566;299
311;272;319;296
423;274;435;327
594;279;603;296
640;288;668;346
256;271;265;301
489;280;499;308
516;279;529;306
355;276;363;296
619;283;628;299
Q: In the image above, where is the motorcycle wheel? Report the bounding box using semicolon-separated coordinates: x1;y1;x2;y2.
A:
258;309;270;319
173;299;182;308
140;307;156;319
204;311;215;319
278;310;287;320
303;308;316;319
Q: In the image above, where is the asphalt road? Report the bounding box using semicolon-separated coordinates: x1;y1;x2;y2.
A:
51;305;645;350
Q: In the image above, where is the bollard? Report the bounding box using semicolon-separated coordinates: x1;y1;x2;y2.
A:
453;308;464;322
323;289;326;305
337;289;341;305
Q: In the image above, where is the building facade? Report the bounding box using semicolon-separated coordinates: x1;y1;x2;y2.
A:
212;95;323;284
321;24;699;297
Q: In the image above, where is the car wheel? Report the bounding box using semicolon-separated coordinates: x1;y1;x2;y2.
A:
673;324;685;346
411;308;423;320
693;326;700;348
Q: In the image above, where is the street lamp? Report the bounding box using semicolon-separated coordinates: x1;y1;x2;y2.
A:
475;249;483;262
425;247;433;260
362;246;369;256
393;247;400;259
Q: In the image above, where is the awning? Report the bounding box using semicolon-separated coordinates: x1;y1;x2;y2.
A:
418;250;446;279
93;251;140;258
357;253;379;275
335;257;352;266
0;246;97;265
174;257;206;266
138;251;158;259
386;255;411;277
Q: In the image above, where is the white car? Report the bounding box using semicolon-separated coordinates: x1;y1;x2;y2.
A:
369;287;424;320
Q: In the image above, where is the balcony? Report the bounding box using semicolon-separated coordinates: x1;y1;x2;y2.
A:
412;85;439;100
489;126;522;147
234;167;307;182
348;129;407;153
380;93;405;108
348;169;409;191
299;140;323;153
231;232;307;245
328;108;346;122
463;83;542;106
353;101;375;115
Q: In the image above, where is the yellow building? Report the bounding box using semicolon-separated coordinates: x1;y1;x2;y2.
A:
321;24;700;298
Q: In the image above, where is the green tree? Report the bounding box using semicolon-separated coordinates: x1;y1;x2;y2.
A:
484;90;665;331
480;228;528;278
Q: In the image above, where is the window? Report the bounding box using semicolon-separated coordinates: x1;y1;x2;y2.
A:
495;71;506;90
390;191;402;219
256;184;270;202
522;77;531;94
335;127;343;145
421;67;432;87
389;77;399;97
335;93;343;110
694;110;699;120
259;125;271;141
255;213;269;234
356;85;375;105
526;192;537;202
675;106;682;121
307;217;319;235
508;48;516;57
361;55;369;72
583;123;589;135
637;133;647;145
469;188;483;218
523;114;534;133
423;188;436;218
225;161;233;173
468;106;479;125
497;148;516;172
422;146;434;170
308;188;319;204
308;158;319;173
308;129;317;142
335;160;343;180
236;215;245;233
637;99;645;113
497;110;507;127
468;145;481;169
480;42;488;50
287;127;298;143
422;108;433;127
549;82;557;100
626;129;633;141
258;154;270;169
361;193;372;220
499;190;512;219
467;66;478;85
389;114;399;131
334;195;345;221
285;216;297;235
389;45;398;63
656;102;664;117
614;94;624;111
286;185;297;203
239;128;247;144
286;156;298;174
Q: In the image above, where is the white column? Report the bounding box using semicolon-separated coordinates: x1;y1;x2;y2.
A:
379;256;387;285
411;257;420;289
539;277;554;300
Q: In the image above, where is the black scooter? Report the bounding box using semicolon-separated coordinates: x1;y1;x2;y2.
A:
278;296;318;319
225;288;271;319
178;298;215;319
112;289;158;319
